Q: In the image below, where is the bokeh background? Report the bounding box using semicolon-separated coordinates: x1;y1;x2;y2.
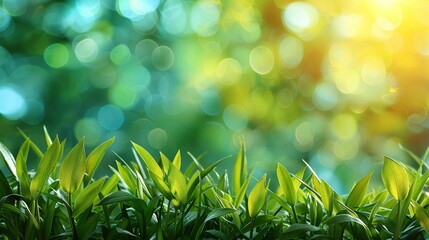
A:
1;0;429;192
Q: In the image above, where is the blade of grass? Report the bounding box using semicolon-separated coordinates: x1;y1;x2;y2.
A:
30;137;62;199
59;138;86;193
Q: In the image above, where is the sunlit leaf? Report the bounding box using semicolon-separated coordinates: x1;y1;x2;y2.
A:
59;139;86;193
149;171;174;200
414;201;429;232
346;172;372;208
0;141;16;178
30;137;62;199
86;137;114;182
282;223;321;236
160;151;171;175
205;208;236;223
382;156;409;201
172;150;181;171
132;142;163;179
233;173;251;209
43;125;53;147
232;141;247;196
16;139;31;197
74;177;105;217
277;163;296;205
168;164;187;206
248;175;267;218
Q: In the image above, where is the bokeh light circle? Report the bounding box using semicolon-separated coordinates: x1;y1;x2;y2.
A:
148;128;168;149
282;2;319;36
44;43;70;68
98;104;125;130
249;46;274;75
152;46;174;70
74;38;99;62
0;86;27;120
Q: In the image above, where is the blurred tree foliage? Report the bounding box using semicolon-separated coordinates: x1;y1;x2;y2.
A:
1;0;429;191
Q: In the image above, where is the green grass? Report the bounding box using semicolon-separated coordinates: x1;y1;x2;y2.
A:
1;129;429;239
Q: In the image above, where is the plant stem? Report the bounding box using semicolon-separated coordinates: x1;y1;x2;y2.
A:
393;200;401;240
67;193;78;240
250;218;254;239
292;205;299;223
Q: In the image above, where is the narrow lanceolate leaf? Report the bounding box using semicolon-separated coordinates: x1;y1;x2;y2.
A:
132;142;163;179
414;201;429;232
248;175;267;218
59;139;86;193
382;156;409;201
346;172;372;208
86;137;114;181
168;164;187;206
74;177;105;217
172;150;181;170
30;138;62;199
16;139;31;198
277;163;296;205
43;125;53;147
0;141;16;178
160;152;172;175
233;141;247;196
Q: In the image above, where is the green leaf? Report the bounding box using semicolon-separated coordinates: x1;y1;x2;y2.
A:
114;161;137;193
86;137;114;182
172;150;181;171
132;142;163;179
248;175;267;218
160;151;172;174
277;163;296;205
30;137;62;199
59;139;86;193
346;172;372;208
414;201;429;232
74;177;106;217
282;223;321;237
0;169;12;198
232;141;247;196
187;158;223;197
168;164;187;206
233;173;251;209
382;156;409;200
325;213;370;235
205;208;236;223
149;171;174;200
0;141;16;178
43;125;53;147
98;191;141;205
16;139;31;197
100;174;119;196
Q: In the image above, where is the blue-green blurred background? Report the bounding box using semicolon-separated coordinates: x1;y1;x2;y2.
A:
1;0;429;192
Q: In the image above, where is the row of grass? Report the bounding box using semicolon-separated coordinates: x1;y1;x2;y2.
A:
0;128;429;239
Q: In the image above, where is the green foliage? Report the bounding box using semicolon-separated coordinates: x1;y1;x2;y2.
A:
1;130;429;239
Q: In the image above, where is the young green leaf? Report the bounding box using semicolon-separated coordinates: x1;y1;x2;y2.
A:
74;177;105;217
86;137;114;182
160;151;172;175
233;141;247;196
233;173;252;209
132;142;163;179
277;163;296;205
16;139;31;197
414;201;429;232
248;175;267;218
0;169;12;199
43;125;53;147
0;141;16;178
168;164;187;206
382;156;409;201
30;137;62;199
172;150;181;171
346;172;372;208
59;139;86;193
